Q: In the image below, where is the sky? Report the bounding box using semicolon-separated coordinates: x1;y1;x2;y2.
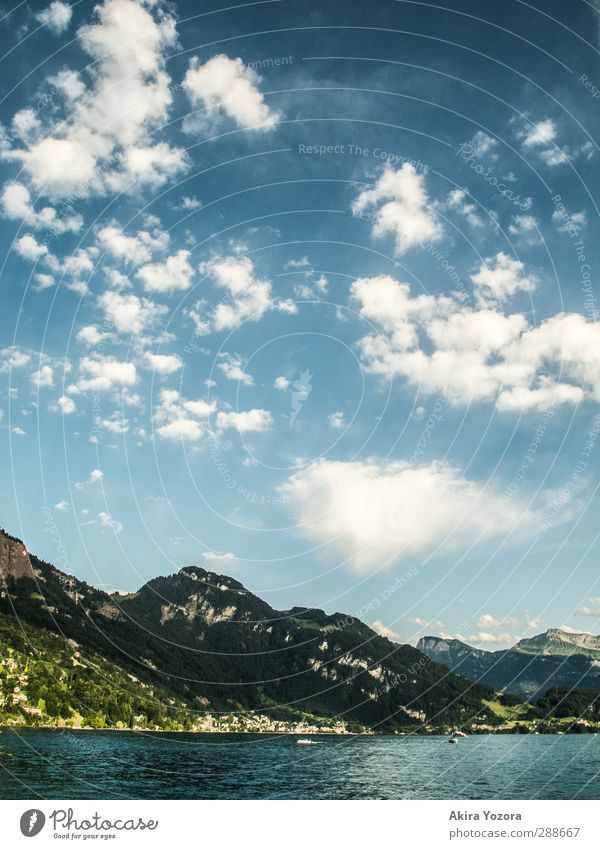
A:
1;0;600;650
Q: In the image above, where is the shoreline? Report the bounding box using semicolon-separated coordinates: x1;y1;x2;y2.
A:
1;725;595;737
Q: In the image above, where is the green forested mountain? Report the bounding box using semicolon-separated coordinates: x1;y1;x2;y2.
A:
0;528;496;731
417;634;600;700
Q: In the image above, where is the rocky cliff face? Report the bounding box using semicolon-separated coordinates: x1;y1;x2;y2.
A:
0;530;35;581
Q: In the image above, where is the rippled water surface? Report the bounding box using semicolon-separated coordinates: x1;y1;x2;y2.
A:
1;730;600;799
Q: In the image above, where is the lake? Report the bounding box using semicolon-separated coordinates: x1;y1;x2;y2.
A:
1;730;599;799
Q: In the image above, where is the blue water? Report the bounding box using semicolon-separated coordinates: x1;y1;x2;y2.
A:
1;730;599;799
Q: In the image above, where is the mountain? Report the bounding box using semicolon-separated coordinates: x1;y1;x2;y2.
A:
417;634;600;700
514;629;600;658
0;528;496;731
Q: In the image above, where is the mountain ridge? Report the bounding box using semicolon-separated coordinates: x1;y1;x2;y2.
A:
0;528;496;731
418;633;600;700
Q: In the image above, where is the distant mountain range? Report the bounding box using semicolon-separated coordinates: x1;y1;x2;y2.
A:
0;528;495;731
417;631;600;700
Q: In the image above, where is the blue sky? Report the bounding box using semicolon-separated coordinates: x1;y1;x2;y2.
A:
2;0;600;650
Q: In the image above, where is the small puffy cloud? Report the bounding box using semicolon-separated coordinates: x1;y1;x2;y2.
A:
89;468;104;483
154;388;216;442
328;411;345;429
56;394;76;414
352;163;442;254
72;355;137;393
202;551;240;569
31;364;54;388
98;511;123;534
476;613;517;629
54;500;69;512
370;620;401;642
97;225;167;266
467;632;516;646
35;0;72;33
12;426;27;437
98;291;166;335
517;118;593;168
183;54;279;132
552;208;586;234
136;250;194;294
0;348;31;371
274;376;289;391
34;273;55;291
216;408;272;433
14;234;48;261
280;458;537;571
471;252;536;304
2;182;82;233
521;118;557;148
76;325;107;346
144;352;182;375
218;353;253;385
507;215;541;245
445;188;484;228
199;255;281;332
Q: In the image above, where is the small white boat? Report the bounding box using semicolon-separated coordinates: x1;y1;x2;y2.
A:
296;738;319;745
453;730;468;738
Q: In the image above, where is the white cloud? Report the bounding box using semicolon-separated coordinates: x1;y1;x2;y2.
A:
12;426;27;437
56;394;76;414
471;252;536;304
445;188;484;228
521;119;557;148
14;234;48;261
35;0;73;34
274;376;289;391
577;606;600;618
218;353;253;385
136;250;194;294
31;365;54;388
475;613;517;629
328;411;345;429
280;458;536;571
76;325;107;346
98;511;123;534
200;255;284;332
5;0;185;198
508;214;541;245
154;388;216;442
352;164;442;254
351;272;600;410
0;348;31;371
552;209;586;234
72;355;137;393
97;225;168;266
467;632;516;646
54;500;69;512
202;551;240;569
2;183;82;233
89;468;104;483
370;620;401;642
144;352;182;375
183;54;279;132
216;409;272;433
517;118;593;168
34;273;55;291
98;290;166;336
